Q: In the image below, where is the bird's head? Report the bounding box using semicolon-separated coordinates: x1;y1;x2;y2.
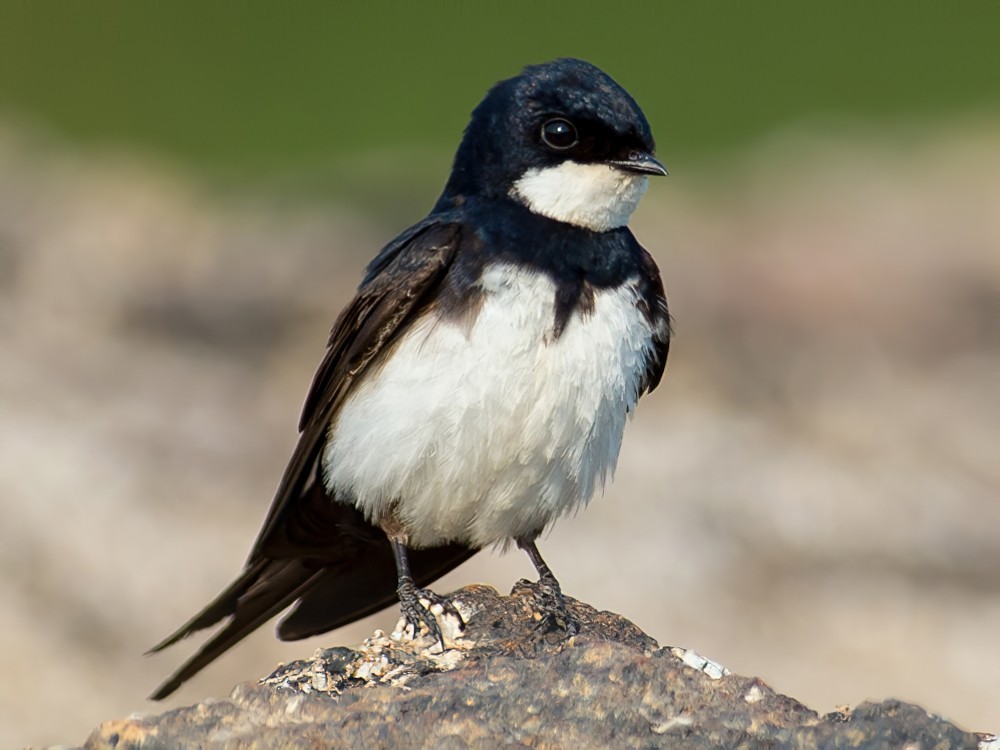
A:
438;58;666;232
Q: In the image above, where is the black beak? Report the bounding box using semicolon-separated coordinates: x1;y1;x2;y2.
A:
607;152;669;176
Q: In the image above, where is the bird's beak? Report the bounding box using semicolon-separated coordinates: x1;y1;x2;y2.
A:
606;152;669;177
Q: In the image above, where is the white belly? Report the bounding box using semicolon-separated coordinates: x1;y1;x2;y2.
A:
322;264;654;548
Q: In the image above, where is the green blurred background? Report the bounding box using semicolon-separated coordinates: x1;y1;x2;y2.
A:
2;1;998;182
2;2;999;747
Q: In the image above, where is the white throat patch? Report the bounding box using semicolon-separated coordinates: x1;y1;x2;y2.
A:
510;161;648;232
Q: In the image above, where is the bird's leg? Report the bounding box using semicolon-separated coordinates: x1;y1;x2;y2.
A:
517;539;579;635
389;536;463;646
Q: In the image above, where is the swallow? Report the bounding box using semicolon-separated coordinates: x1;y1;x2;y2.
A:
149;57;670;700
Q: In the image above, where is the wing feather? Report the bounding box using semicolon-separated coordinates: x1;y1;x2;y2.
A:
148;220;471;698
636;246;671;394
249;220;463;561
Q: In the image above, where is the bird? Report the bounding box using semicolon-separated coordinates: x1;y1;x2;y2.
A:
149;57;671;700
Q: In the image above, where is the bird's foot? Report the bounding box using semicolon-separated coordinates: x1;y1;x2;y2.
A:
530;574;579;636
396;578;464;647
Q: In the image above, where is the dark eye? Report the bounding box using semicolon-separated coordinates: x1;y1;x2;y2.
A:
541;118;578;150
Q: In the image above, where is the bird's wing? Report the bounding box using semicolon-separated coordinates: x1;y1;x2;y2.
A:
148;218;476;699
636;245;671;394
251;218;465;559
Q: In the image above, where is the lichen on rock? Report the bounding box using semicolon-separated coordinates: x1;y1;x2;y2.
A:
77;583;987;749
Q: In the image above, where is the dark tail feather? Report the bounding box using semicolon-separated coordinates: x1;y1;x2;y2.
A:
277;543;476;640
148;560;321;700
148;475;477;700
262;476;478;640
146;559;271;655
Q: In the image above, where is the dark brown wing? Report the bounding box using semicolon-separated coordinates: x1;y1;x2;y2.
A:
636;245;671;394
250;219;465;558
148;219;476;699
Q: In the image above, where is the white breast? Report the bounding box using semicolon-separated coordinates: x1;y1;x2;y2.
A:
322;264;654;549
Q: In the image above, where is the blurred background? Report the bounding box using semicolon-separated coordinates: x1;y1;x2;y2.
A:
1;2;998;747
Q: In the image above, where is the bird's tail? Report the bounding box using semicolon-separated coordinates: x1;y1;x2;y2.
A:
148;475;477;700
147;559;322;700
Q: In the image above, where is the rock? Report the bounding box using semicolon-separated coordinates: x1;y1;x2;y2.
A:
75;583;988;749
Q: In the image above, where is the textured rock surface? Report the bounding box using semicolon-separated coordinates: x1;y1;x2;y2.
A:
73;584;989;749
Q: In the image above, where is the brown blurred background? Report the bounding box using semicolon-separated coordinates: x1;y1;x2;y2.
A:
1;3;998;747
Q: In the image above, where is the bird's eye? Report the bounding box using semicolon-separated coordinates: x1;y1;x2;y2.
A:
541;118;578;150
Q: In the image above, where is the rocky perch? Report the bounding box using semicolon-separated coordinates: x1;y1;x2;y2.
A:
77;583;993;749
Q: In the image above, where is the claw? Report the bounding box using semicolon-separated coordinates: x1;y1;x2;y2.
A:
419;588;465;627
517;539;579;636
532;574;579;636
396;579;464;647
